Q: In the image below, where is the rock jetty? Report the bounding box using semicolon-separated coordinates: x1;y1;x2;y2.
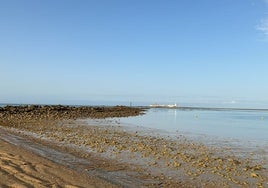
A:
0;105;144;128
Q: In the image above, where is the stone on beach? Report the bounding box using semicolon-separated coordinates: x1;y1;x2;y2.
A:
1;105;268;187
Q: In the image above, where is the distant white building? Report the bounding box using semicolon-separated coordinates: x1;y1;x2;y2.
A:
149;103;177;108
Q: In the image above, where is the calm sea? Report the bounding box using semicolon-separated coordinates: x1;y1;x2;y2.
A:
87;107;268;156
120;108;268;141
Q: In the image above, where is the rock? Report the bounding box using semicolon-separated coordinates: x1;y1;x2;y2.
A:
250;172;258;178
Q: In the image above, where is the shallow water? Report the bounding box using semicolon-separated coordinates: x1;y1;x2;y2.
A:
87;108;268;159
120;108;268;141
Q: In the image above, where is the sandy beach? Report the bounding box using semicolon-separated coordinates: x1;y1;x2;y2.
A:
1;105;268;187
0;138;117;188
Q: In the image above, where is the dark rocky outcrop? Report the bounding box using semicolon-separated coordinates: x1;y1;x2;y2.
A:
0;105;145;128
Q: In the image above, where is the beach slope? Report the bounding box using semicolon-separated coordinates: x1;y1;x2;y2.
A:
0;139;116;188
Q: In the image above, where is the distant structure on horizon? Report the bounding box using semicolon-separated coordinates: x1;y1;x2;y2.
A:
149;103;177;108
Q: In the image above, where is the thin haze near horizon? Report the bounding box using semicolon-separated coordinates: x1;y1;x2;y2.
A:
1;0;268;108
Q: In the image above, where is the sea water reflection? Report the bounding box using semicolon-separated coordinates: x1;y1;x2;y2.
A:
119;108;268;141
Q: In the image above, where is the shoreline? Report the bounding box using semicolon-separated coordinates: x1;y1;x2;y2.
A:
2;120;268;187
1;105;268;187
0;127;151;187
0;133;116;188
2;103;268;112
85;117;268;161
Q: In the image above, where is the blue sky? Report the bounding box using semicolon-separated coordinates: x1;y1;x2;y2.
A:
1;0;268;107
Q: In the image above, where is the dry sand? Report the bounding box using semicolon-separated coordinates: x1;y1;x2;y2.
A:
0;139;115;188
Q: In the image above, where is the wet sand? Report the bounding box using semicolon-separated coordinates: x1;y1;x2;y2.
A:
1;105;268;187
0;138;115;188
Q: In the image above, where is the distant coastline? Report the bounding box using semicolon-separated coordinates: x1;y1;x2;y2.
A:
2;103;268;111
